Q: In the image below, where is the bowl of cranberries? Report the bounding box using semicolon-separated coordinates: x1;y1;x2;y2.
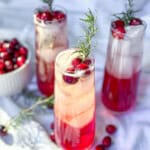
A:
0;38;32;96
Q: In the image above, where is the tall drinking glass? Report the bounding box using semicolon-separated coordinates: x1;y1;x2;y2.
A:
101;20;146;112
54;49;95;149
34;6;68;96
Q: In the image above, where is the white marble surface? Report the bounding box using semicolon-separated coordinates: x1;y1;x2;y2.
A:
1;0;150;150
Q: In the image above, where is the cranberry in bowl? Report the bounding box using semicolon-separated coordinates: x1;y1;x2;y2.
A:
0;38;33;96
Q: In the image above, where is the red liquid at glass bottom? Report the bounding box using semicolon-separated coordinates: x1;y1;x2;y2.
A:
102;69;140;112
36;61;54;96
54;117;95;150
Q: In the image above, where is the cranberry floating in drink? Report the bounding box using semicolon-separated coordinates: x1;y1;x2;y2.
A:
34;0;68;96
54;10;97;149
101;0;146;112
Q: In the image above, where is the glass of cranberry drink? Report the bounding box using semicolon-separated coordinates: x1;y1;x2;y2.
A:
54;10;97;149
54;49;95;149
101;1;147;112
34;5;68;96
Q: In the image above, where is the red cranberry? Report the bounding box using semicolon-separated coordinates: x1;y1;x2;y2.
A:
10;38;19;48
50;132;56;143
95;144;105;150
50;122;54;130
0;59;5;70
112;26;126;39
72;58;82;68
41;11;53;21
112;20;125;28
53;11;66;21
0;51;10;60
4;60;14;72
0;69;5;74
83;58;92;65
76;63;89;70
129;18;142;26
36;11;42;20
16;55;26;67
63;74;78;84
19;47;28;57
106;124;117;134
0;42;3;48
102;136;112;148
0;125;7;137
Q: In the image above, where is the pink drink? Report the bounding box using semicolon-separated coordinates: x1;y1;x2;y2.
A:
101;20;146;112
54;49;95;149
34;7;68;96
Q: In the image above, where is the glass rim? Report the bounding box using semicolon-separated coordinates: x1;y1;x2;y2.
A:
55;49;95;78
34;5;67;26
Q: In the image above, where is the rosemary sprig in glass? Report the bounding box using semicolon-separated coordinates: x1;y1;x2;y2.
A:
114;0;138;25
43;0;53;11
76;9;97;60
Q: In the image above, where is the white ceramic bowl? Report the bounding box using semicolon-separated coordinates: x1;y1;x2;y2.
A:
0;49;33;96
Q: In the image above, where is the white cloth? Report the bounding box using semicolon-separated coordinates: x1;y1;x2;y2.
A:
1;0;150;150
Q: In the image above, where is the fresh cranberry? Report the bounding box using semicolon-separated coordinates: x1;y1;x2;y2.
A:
16;55;26;67
63;74;78;84
76;63;89;70
83;58;92;65
66;67;75;73
102;136;112;148
112;26;126;39
19;47;28;57
53;11;66;21
72;58;82;68
0;125;7;137
0;51;10;60
0;42;3;48
112;20;125;28
4;60;14;72
129;18;142;26
106;124;117;134
50;122;54;130
0;69;5;74
0;59;5;70
95;144;105;150
50;132;56;143
36;11;42;20
41;11;53;21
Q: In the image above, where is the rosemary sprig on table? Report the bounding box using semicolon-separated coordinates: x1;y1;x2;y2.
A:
43;0;53;11
114;0;137;25
3;95;54;133
76;9;97;60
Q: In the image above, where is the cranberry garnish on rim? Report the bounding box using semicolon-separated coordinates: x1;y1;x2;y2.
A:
83;58;92;65
72;57;82;68
112;19;125;28
106;124;117;134
53;11;66;21
129;18;142;26
95;144;105;150
76;63;89;70
63;67;78;84
40;11;53;21
102;136;112;148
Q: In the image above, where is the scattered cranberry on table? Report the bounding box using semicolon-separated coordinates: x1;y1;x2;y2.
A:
0;38;28;74
0;125;8;137
106;124;117;134
50;131;56;143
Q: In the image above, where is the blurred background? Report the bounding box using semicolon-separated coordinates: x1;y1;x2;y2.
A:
0;0;150;72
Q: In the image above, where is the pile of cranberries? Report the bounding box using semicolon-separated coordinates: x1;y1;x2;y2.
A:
35;9;66;22
62;57;92;84
111;18;143;39
0;39;28;75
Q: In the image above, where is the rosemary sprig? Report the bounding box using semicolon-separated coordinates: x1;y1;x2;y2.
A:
114;0;137;25
76;9;97;60
43;0;53;11
3;95;54;132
